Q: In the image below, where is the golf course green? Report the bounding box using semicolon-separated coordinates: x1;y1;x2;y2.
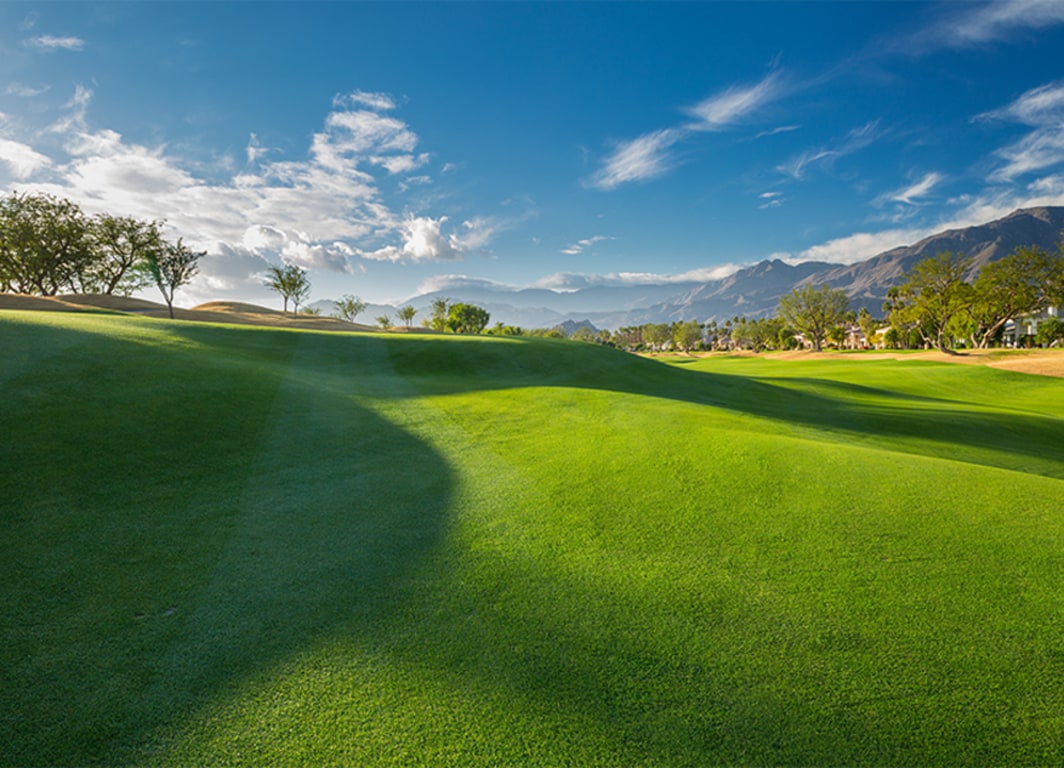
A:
2;310;1062;766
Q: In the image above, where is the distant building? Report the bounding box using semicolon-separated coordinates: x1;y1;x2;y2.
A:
1003;305;1060;346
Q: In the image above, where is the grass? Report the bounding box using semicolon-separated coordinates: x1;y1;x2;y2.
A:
2;310;1063;766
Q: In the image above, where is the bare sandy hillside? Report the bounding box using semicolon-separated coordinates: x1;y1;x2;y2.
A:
0;294;379;332
748;348;1064;378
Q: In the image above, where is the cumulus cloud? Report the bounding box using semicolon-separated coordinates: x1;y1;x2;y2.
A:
26;35;85;51
0;85;494;301
0;138;51;178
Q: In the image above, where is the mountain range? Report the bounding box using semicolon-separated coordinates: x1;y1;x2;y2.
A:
312;206;1064;330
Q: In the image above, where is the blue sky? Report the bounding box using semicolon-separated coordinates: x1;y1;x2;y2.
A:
3;1;1064;308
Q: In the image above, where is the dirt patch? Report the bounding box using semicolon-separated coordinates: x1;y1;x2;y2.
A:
0;293;380;333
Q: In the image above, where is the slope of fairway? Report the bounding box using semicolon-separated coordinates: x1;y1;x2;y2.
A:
2;311;1062;766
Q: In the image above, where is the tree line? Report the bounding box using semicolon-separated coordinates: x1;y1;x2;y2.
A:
0;192;203;318
545;241;1064;353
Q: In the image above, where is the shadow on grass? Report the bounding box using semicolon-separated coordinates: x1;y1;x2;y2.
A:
3;318;1062;766
0;321;455;765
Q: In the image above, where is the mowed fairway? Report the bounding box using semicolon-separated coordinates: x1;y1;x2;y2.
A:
2;311;1063;766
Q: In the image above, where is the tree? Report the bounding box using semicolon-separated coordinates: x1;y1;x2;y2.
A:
375;314;392;330
396;305;418;328
446;302;490;334
826;324;847;349
777;283;850;352
673;319;704;352
264;264;311;313
897;251;973;353
429;297;450;331
145;238;203;319
0;192;94;295
857;307;878;349
85;214;162;295
643;323;672;351
333;294;368;323
1035;316;1064;347
970;245;1064;348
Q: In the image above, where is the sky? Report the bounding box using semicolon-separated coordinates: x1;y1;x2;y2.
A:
3;1;1064;309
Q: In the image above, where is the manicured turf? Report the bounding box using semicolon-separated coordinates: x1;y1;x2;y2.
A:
2;311;1062;766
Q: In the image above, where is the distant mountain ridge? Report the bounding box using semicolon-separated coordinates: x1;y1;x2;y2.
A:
329;207;1064;330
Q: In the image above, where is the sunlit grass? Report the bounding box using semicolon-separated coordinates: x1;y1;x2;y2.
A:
2;311;1062;766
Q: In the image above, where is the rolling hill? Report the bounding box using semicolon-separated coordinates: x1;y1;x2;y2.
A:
2;311;1063;765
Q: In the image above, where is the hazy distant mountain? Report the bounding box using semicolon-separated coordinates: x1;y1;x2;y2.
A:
322;206;1064;330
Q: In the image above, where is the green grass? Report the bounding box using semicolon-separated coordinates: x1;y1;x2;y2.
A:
2;310;1063;766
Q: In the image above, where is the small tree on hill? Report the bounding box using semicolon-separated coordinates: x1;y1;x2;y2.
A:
333;294;368;323
265;264;311;313
145;238;203;319
375;314;392;330
429;297;450;331
397;305;418;328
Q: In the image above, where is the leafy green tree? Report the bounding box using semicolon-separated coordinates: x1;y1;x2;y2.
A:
897;251;973;353
446;302;490;334
857;307;878;349
333;294;368;323
429;298;450;331
672;320;704;352
86;214;162;295
486;322;524;336
826;324;847;349
1035;316;1064;347
396;305;418;328
375;314;392;330
145;238;203;319
970;245;1064;348
264;264;311;313
778;283;850;352
0;192;94;295
643;323;671;351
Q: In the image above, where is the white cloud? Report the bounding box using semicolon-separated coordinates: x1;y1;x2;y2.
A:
26;35;85;51
926;0;1064;47
1;85;496;300
561;235;613;255
881;171;943;205
589;71;788;190
5;83;49;98
980;81;1064;182
0;138;51;178
535;264;744;290
334;90;398;112
786;227;930;265
778;121;881;179
586;128;683;190
687;71;784;130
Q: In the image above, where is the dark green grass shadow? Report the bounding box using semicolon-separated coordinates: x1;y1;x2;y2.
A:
384;334;1064;479
0;318;454;765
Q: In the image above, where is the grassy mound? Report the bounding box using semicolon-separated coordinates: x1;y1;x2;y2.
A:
2;310;1062;766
